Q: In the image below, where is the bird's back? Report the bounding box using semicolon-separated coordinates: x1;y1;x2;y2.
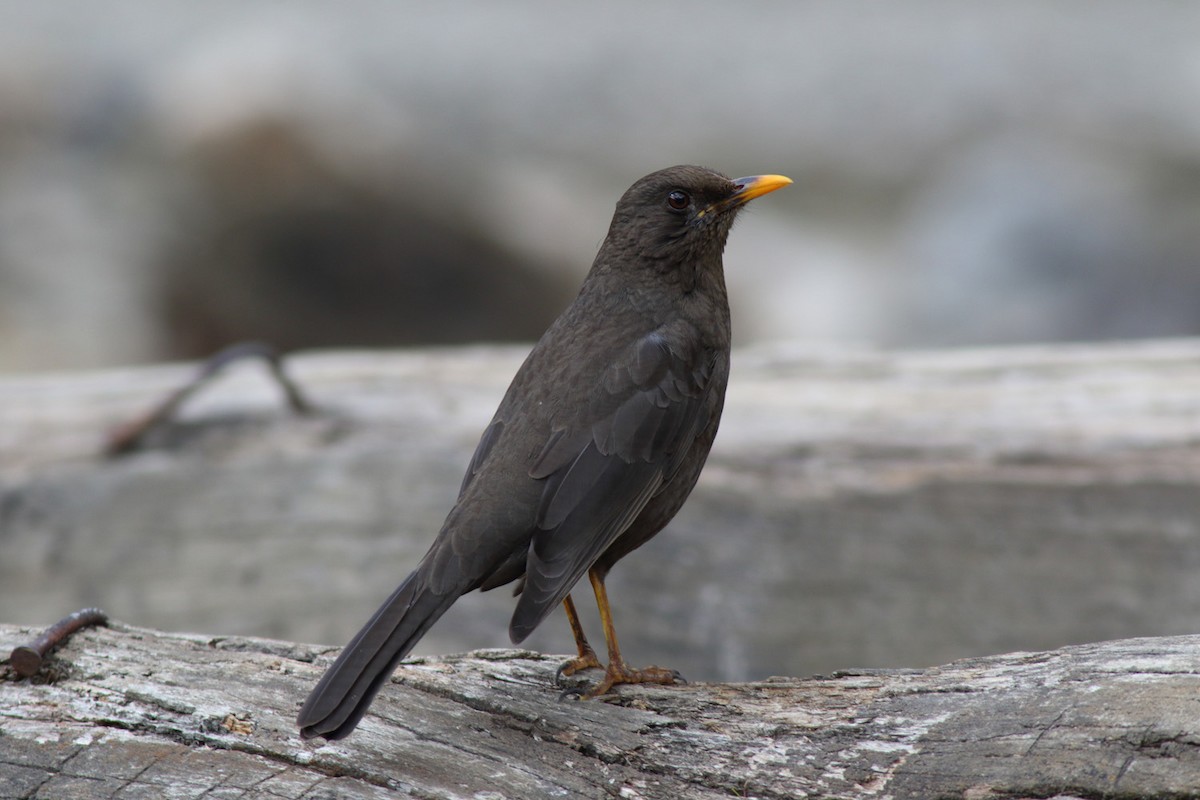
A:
298;165;788;741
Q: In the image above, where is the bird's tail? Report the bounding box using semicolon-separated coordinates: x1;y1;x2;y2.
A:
297;571;458;740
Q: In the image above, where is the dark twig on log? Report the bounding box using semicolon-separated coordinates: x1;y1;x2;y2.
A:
7;607;108;678
104;341;313;456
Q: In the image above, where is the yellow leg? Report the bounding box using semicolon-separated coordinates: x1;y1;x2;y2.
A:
555;594;602;682
578;568;681;699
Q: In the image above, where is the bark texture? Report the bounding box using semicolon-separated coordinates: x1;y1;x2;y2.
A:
3;622;1200;799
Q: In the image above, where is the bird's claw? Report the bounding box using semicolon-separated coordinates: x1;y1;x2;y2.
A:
555;662;685;702
558;685;587;702
555;651;603;686
554;664;570;686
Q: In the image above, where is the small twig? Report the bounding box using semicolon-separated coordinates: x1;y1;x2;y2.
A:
105;342;314;456
9;608;109;677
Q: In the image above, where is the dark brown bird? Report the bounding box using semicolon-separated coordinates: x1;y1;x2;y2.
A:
297;165;791;740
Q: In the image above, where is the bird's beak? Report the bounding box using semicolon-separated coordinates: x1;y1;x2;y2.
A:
730;174;793;204
698;174;792;217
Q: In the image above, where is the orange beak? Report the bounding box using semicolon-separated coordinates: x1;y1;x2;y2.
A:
698;173;792;217
729;174;793;205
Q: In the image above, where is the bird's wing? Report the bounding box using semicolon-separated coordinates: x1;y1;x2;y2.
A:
458;417;503;499
509;326;720;640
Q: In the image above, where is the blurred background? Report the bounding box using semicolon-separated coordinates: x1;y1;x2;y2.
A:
2;1;1200;373
4;2;1200;686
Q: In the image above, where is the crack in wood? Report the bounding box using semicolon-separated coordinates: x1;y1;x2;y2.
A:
5;624;1200;798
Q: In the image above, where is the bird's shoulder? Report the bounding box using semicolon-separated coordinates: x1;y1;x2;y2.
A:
457;285;728;501
528;317;727;475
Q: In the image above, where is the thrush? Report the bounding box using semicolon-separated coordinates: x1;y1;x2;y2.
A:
297;165;791;740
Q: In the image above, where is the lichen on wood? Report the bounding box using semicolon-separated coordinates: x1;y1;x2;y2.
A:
3;622;1200;799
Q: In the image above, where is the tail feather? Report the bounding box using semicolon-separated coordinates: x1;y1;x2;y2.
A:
297;571;458;740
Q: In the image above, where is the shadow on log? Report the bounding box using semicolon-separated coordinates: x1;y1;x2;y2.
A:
2;622;1199;799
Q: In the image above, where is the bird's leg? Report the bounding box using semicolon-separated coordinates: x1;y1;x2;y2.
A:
577;567;681;699
555;594;603;684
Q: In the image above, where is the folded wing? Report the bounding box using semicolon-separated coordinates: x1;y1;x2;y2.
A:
509;326;719;641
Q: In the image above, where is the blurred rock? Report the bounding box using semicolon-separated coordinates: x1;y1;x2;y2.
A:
1;1;1199;370
899;135;1200;344
157;120;574;358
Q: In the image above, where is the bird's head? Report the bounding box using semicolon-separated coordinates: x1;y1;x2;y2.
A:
600;165;792;288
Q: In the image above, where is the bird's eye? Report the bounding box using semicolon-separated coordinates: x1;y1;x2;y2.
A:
666;190;690;211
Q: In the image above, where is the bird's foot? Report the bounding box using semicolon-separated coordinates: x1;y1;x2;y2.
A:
559;660;685;701
555;645;604;686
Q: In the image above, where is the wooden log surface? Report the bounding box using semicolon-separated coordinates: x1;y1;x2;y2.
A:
4;341;1200;796
3;621;1200;799
3;339;1200;685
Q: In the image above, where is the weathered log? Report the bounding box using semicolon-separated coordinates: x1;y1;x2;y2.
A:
2;622;1199;799
3;340;1200;684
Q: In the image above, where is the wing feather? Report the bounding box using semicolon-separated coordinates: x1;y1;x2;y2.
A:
509;325;721;641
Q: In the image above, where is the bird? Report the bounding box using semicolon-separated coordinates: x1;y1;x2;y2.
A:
297;165;791;740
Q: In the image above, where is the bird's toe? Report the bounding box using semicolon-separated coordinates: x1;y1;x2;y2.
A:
558;685;588;702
